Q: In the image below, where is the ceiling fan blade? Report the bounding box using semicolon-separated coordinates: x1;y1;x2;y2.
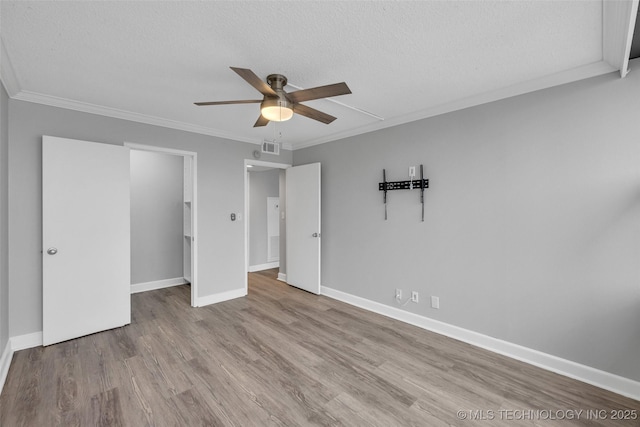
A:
293;103;337;124
230;67;278;97
254;115;270;127
194;100;262;106
288;82;351;103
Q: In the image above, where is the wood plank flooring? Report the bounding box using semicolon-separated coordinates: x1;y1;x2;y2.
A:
1;269;638;426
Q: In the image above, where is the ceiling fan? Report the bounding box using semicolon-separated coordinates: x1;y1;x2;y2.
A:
195;67;352;127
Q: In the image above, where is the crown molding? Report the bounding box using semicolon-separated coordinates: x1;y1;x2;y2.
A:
291;60;618;150
11;89;296;149
0;36;21;97
13;90;267;144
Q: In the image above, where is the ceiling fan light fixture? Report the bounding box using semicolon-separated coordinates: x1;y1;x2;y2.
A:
261;98;293;122
195;68;350;126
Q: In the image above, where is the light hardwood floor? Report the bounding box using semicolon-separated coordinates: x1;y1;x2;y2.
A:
1;269;638;426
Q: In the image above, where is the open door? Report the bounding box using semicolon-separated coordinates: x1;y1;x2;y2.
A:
286;162;321;294
43;136;130;346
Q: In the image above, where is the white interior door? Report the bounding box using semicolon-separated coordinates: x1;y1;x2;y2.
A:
286;163;321;294
43;136;130;346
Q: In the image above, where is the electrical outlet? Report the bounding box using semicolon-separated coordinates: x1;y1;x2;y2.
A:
411;291;419;303
431;296;440;309
409;166;416;178
395;289;402;300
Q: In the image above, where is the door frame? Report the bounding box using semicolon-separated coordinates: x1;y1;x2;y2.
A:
125;142;199;307
244;159;291;294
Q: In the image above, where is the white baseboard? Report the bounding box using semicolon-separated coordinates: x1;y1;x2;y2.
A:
2;331;44;395
321;286;640;401
0;340;13;395
11;331;43;351
248;262;279;272
131;277;187;294
195;288;246;307
277;272;287;282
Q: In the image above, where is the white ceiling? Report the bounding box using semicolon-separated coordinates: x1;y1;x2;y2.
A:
0;1;637;150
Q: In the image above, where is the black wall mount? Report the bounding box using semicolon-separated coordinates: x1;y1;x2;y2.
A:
379;165;429;221
377;179;429;191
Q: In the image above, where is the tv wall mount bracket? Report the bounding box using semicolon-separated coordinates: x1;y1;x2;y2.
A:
378;165;429;221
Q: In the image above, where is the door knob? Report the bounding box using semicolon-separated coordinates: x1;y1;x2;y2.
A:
46;248;58;255
312;233;321;238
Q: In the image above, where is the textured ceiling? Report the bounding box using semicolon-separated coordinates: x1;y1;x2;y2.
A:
0;1;630;149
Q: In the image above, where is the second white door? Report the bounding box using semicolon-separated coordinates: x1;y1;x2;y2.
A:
286;163;321;294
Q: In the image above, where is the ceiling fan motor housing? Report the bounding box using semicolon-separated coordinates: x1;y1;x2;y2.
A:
261;74;293;120
267;74;288;91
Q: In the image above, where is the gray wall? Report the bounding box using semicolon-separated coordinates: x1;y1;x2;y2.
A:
0;84;9;357
7;99;291;337
294;59;640;382
248;169;280;267
130;150;184;284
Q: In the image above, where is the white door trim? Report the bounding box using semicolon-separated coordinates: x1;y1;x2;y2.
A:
244;159;291;294
125;142;199;307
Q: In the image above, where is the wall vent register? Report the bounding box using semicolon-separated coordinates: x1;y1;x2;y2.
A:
262;140;280;155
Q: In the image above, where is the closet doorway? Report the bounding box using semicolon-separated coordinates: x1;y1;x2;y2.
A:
244;159;290;293
126;143;198;307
